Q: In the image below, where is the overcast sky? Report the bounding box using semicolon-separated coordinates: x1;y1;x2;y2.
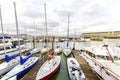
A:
0;0;120;36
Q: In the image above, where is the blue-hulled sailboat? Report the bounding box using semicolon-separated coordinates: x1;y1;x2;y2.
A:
1;2;39;80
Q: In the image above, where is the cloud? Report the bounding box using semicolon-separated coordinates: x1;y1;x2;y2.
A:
1;0;120;36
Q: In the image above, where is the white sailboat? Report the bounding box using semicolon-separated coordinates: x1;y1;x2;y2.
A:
36;55;61;80
67;58;86;80
1;2;39;80
41;3;50;54
54;45;62;54
0;6;19;76
63;12;71;56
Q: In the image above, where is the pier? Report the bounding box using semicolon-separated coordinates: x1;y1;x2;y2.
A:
21;49;54;80
72;50;100;80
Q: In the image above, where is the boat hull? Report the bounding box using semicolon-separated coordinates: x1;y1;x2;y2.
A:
0;61;18;75
39;64;60;80
36;56;61;80
63;48;71;56
41;48;49;54
54;48;62;54
16;59;38;79
81;51;120;80
1;57;39;80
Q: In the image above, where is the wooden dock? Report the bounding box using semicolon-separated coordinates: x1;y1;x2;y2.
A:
21;49;54;80
72;50;100;80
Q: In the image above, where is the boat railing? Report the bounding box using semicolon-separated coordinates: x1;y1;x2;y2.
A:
82;51;120;80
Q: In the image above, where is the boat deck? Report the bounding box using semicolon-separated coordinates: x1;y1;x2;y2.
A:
21;49;54;80
0;49;32;64
0;59;5;64
72;50;100;80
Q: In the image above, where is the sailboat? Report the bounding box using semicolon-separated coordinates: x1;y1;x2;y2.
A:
0;6;19;75
54;45;62;54
1;2;39;80
41;3;49;54
36;55;61;80
63;12;71;56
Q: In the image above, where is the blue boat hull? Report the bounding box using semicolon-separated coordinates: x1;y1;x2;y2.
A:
16;59;39;79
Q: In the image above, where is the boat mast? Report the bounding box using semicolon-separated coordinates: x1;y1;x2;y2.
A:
44;3;48;46
67;12;70;48
0;6;6;54
13;2;21;55
104;44;114;63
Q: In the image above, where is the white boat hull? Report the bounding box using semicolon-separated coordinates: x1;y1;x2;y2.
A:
41;48;49;54
81;51;120;80
54;48;62;54
0;58;19;75
30;48;41;54
36;56;61;80
63;48;71;56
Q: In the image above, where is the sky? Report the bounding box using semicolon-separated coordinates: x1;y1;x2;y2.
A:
0;0;120;36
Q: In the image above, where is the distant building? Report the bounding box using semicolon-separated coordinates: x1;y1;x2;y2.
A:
82;31;120;41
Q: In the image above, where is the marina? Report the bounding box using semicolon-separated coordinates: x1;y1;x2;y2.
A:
1;0;120;80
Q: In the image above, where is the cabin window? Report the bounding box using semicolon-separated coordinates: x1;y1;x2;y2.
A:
6;47;10;50
12;40;24;47
97;55;106;60
0;48;4;51
95;63;97;66
114;56;120;60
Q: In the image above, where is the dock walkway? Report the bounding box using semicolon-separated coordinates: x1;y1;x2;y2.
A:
21;49;54;80
72;50;100;80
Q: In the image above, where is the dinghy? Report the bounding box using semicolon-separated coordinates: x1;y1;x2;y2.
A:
67;58;86;80
36;55;61;80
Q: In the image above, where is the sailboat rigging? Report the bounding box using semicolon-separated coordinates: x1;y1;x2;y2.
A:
0;5;19;76
1;2;39;80
63;11;71;56
41;3;50;54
